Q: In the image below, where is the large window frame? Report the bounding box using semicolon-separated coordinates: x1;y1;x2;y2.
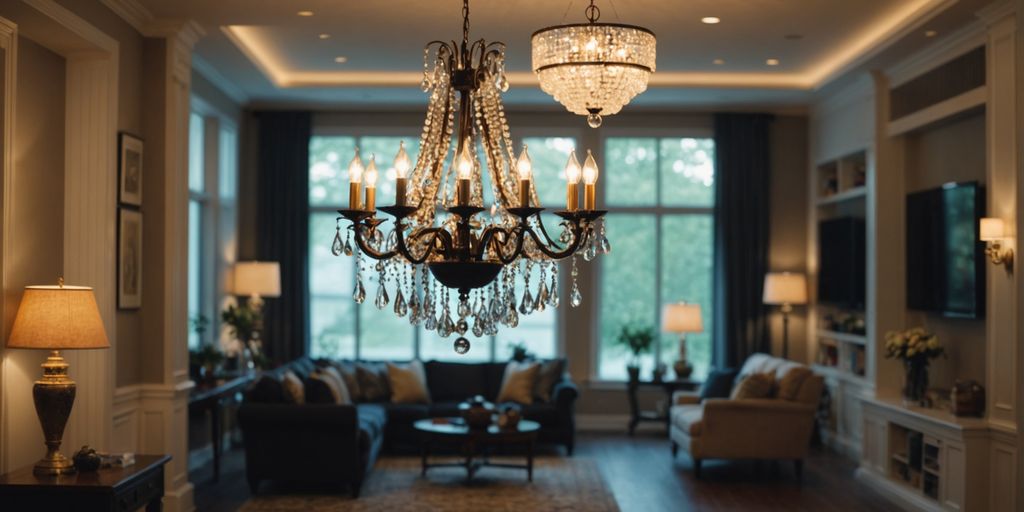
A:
308;124;577;361
591;127;716;381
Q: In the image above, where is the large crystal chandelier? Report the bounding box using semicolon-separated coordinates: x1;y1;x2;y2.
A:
333;0;610;353
532;0;656;127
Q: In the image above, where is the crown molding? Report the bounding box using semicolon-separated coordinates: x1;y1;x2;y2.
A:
99;0;153;34
884;20;987;88
101;0;205;46
192;54;248;105
975;0;1016;25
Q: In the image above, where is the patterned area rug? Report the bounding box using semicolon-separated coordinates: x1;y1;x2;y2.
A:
239;456;619;512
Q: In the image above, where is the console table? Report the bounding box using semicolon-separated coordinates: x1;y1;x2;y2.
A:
627;378;701;435
0;454;170;511
189;374;252;482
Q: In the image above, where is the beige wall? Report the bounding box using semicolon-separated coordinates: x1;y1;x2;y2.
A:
6;34;66;474
903;112;987;388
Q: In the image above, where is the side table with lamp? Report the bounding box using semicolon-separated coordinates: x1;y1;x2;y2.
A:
763;272;808;359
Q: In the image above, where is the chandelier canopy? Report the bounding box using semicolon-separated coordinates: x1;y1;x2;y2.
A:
532;0;656;128
334;0;609;352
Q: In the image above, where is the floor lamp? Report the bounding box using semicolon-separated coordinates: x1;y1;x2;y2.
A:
763;272;807;360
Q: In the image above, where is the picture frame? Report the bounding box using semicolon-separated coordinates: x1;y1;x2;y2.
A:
118;208;143;309
119;132;143;206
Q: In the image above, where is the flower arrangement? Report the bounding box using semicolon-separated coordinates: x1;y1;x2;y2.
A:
884;327;944;362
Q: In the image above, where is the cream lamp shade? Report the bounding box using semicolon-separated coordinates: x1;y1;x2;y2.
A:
233;262;281;298
763;272;808;305
980;217;1006;241
7;285;109;350
662;303;703;333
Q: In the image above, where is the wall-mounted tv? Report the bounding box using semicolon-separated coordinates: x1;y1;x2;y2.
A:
905;181;985;319
818;217;866;309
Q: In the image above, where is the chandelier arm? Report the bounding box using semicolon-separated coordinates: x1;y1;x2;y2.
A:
522;220;588;260
477;225;526;264
398;226;453;264
350;222;399;260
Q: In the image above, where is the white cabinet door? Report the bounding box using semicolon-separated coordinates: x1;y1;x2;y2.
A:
943;441;965;510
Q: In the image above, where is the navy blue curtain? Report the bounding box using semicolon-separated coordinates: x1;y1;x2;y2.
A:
712;113;774;368
254;111;311;364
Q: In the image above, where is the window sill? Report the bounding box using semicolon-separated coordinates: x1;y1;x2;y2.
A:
584;379;630;391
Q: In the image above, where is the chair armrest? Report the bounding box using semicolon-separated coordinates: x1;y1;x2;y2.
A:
238;403;359;431
673;390;701;406
703;398;815;414
552;379;579;408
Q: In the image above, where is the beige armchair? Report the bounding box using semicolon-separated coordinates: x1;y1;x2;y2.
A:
669;353;824;478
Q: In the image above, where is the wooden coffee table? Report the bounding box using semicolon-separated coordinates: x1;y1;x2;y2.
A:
414;418;540;482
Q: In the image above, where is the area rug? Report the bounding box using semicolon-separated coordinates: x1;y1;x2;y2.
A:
239;456;619;512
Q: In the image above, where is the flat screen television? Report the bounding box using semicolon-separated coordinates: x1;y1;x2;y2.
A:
818;217;866;309
905;181;985;318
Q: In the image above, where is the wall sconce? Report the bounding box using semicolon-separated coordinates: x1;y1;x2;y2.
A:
980;217;1014;270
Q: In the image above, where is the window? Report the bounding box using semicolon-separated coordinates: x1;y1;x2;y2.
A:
308;134;571;361
597;136;715;380
187;112;206;350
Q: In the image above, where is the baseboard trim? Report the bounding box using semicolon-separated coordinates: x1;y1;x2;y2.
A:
577;414;667;434
854;467;943;512
163;481;196;512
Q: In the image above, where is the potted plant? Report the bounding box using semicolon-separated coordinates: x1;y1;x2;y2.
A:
508;341;532;362
222;303;268;371
616;323;656;382
885;327;944;406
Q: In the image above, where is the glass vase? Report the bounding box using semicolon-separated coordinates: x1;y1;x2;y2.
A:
903;360;929;406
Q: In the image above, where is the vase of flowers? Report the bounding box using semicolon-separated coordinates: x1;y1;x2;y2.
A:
616;323;655;382
885;328;944;406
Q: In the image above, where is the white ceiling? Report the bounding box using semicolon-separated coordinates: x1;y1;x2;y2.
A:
131;0;993;108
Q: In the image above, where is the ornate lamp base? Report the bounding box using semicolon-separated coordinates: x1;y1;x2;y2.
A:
32;350;77;476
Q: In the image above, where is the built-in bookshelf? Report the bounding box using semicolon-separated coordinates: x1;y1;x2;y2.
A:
816;151;867;205
888;424;942;501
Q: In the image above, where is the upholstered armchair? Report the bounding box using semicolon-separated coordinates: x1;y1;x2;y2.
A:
669;354;824;478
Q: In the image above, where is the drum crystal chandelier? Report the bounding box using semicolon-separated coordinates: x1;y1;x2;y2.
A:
333;0;610;351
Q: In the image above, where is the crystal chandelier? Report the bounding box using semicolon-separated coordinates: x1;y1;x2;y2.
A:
532;0;656;127
333;0;610;353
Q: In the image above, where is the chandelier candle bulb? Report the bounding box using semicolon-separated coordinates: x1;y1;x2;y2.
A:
582;149;599;210
456;146;473;206
516;145;533;207
393;141;411;206
364;155;379;211
565;150;582;211
347;149;365;210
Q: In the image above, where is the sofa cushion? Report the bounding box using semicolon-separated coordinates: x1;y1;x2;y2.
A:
305;372;340;404
776;366;812;401
519;403;559;426
326;360;362;402
740;353;806;382
384;403;430;424
699;368;738;400
730;373;775;400
281;370;305;404
356;362;391;402
387;360;431;404
247;374;286;403
482;362;508;401
424;361;486;402
671;405;703;436
498;361;539;404
533;359;566;403
357;403;387;440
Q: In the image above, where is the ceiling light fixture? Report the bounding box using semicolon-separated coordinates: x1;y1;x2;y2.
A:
334;0;609;351
701;17;721;24
319;33;331;40
712;58;725;65
925;30;938;37
531;0;656;128
297;10;314;17
334;56;348;63
766;58;780;66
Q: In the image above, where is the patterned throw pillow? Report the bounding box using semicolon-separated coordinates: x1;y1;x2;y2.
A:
356;363;391;402
532;359;565;403
281;370;305;404
776;366;812;401
730;372;775;400
386;360;431;404
328;361;362;402
497;361;540;405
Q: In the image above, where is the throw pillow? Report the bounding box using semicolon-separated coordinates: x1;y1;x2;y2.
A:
356;362;391;402
387;360;431;404
776;366;812;401
533;359;565;403
497;361;540;404
699;368;739;400
305;372;339;404
329;361;362;402
281;370;305;404
247;374;286;403
730;372;775;400
321;367;352;404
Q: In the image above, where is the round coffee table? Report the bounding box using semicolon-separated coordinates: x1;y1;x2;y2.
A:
413;418;541;482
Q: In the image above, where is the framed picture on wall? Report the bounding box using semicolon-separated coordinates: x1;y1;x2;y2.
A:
118;208;143;309
119;132;143;206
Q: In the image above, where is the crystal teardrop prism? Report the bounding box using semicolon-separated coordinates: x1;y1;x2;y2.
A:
548;275;560;308
331;229;344;256
472;318;484;337
519;289;534;315
343;236;353;256
458;298;471;318
439;312;455;337
424;310;438;331
375;282;390;309
353;279;366;304
456;318;469;335
394;290;408;317
570;284;583;307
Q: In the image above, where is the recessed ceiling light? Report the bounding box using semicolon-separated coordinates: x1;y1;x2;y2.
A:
712;58;725;65
318;33;331;40
766;58;780;66
701;16;721;24
925;30;938;37
334;56;348;64
297;10;314;17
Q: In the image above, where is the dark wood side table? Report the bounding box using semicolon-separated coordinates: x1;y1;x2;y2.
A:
0;454;170;511
628;378;702;435
189;374;252;482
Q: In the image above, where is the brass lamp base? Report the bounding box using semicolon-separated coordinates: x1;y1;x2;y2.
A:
32;350;77;476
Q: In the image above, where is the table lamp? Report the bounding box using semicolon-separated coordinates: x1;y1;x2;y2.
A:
6;279;109;475
763;272;807;359
662;303;703;379
232;261;280;309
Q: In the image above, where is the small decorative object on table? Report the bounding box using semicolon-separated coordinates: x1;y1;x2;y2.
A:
72;446;101;473
498;403;522;430
885;328;944;406
662;303;703;379
652;362;667;382
951;380;985;417
459;395;495;429
616;323;655;382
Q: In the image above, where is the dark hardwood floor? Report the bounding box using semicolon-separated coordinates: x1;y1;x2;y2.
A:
192;432;894;512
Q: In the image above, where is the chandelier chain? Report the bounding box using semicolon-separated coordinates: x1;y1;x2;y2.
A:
585;0;600;23
462;0;470;45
